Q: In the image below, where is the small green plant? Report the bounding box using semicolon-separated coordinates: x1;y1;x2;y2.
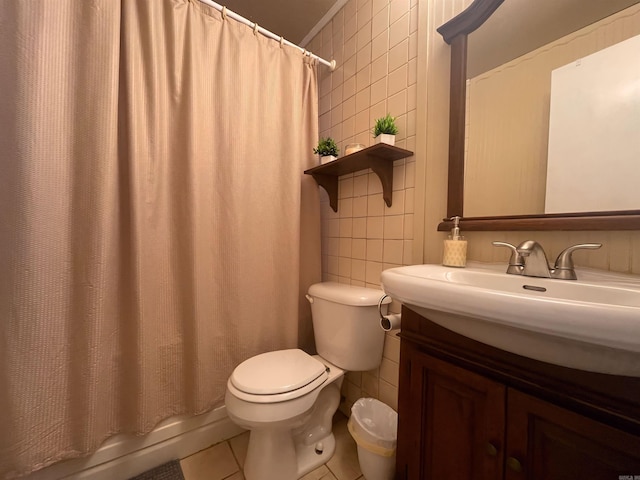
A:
372;113;398;137
313;137;339;157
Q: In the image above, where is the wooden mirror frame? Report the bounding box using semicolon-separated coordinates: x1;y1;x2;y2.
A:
436;0;640;232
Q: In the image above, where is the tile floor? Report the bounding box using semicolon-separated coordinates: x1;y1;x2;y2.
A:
179;412;364;480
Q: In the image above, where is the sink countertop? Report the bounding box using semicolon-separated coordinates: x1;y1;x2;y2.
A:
380;262;640;376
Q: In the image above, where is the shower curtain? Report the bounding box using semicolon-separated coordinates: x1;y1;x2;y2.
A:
0;0;321;477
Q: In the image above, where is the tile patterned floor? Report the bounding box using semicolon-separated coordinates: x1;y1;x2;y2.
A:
179;412;364;480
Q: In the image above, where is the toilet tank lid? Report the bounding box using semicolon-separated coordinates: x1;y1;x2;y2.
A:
308;282;391;306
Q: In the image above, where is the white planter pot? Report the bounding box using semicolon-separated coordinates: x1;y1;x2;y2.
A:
374;134;396;146
320;155;337;165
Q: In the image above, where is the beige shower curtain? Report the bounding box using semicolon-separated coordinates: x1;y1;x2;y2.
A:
0;0;321;477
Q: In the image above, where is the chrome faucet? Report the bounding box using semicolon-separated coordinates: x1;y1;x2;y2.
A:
493;240;602;280
516;240;553;278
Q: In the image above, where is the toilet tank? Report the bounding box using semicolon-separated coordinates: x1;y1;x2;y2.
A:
307;282;392;371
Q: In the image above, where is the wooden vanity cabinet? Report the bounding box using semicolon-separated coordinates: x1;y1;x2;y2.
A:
396;306;640;480
400;350;506;479
506;389;640;480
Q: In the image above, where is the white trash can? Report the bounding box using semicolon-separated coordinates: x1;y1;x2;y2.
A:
347;398;398;480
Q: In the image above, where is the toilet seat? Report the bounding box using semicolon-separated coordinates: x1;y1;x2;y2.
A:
229;349;328;404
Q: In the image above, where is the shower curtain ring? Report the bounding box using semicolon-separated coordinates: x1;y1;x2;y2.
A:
280;36;284;47
221;6;227;19
253;22;259;35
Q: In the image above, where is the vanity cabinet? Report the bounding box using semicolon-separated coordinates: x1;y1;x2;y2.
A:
506;389;640;479
396;306;640;480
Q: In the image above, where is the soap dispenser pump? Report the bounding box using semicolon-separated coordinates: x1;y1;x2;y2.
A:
442;216;467;267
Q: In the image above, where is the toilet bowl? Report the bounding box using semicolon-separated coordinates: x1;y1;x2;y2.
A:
225;350;344;479
224;282;391;480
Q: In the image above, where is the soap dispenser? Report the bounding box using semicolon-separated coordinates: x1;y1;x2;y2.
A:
442;216;467;267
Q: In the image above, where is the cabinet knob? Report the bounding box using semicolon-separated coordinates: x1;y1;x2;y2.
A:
486;443;498;457
506;456;523;473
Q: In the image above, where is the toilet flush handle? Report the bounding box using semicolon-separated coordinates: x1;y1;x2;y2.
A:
305;294;314;304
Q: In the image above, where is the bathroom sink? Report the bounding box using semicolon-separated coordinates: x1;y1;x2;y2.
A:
380;262;640;377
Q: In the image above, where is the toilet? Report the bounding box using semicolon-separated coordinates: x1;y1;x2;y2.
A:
225;282;391;480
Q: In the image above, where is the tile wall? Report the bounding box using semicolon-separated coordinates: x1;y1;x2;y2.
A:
306;0;640;418
306;0;419;415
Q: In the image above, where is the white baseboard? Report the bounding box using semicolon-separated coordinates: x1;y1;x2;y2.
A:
26;406;245;480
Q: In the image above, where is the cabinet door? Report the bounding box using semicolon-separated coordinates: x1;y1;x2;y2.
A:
506;389;640;480
397;345;506;480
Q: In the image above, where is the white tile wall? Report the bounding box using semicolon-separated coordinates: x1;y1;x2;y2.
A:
308;0;419;415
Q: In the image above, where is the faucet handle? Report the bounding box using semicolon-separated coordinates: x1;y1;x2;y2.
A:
492;241;525;275
553;243;602;280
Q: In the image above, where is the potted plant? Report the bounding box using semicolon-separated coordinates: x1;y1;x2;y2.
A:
313;137;339;164
372;113;398;146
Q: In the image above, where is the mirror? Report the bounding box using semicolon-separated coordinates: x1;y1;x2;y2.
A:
436;0;640;231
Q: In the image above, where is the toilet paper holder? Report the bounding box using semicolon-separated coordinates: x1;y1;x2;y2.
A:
377;294;390;317
378;294;401;331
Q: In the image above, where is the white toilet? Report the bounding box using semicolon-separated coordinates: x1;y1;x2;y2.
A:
225;282;391;480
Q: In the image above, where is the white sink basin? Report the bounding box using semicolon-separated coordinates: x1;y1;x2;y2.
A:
381;262;640;377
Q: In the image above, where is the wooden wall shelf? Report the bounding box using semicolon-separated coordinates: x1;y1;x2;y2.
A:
304;143;413;212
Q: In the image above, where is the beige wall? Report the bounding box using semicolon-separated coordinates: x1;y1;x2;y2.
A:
308;0;640;415
305;0;479;416
416;0;473;265
307;0;420;414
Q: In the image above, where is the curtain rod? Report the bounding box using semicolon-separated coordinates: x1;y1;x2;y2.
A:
198;0;337;71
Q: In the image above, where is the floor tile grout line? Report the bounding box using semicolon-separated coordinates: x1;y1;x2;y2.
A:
227;437;244;470
222;439;242;478
221;465;241;480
